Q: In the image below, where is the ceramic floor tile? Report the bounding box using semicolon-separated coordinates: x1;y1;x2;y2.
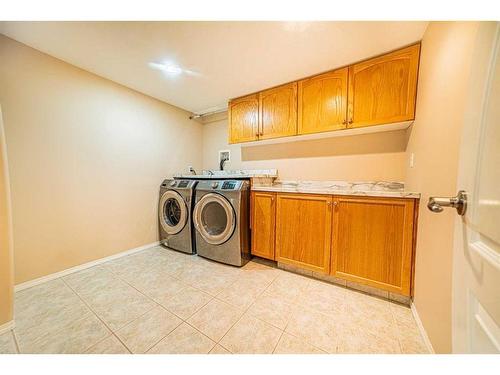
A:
216;278;267;310
14;281;93;348
285;305;341;353
187;299;244;342
147;323;215;354
209;344;231;354
219;314;282;354
397;320;429;354
116;306;182;353
390;302;416;328
246;293;294;330
161;286;212;320
296;279;346;317
63;266;116;296
337;325;401;354
0;331;18;354
264;272;311;303
399;335;429;354
120;267;186;306
273;333;326;354
20;313;109;354
85;335;130;354
72;276;157;331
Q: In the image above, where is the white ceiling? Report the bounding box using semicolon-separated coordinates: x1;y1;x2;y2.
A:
0;21;428;114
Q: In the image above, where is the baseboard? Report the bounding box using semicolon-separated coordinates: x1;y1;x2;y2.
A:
0;320;15;335
14;241;160;292
411;302;435;354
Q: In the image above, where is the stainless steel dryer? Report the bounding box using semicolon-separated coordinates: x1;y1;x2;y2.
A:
158;179;197;254
193;179;250;266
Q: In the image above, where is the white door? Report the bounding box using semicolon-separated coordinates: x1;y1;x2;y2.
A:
451;22;500;353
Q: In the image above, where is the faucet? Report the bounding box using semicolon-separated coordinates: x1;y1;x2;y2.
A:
220;157;229;171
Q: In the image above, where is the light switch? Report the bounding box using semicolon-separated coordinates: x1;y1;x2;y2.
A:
409;153;415;168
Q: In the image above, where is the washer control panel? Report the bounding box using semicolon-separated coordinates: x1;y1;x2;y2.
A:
222;181;237;190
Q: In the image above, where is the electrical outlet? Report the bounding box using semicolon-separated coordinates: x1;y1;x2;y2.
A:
409;153;415;168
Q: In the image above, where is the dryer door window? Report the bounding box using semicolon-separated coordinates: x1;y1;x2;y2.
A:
194;193;236;245
159;190;188;235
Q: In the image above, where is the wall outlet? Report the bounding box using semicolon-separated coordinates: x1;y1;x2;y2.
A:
409;153;415;168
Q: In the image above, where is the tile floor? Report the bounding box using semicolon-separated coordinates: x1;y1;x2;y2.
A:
0;246;429;354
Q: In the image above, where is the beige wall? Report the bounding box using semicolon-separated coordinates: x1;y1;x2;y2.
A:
0;35;203;284
0;107;14;325
406;21;481;353
202;117;408;181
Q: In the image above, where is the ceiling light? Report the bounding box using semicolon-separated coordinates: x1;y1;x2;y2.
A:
148;62;183;75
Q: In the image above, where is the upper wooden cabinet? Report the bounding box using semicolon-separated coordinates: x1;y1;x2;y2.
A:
259;82;298;140
228;94;259;143
250;191;276;260
347;44;420;128
330;196;416;296
298;68;348;134
275;193;332;274
228;43;421;143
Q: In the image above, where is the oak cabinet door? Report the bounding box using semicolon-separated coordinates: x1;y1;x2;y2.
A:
298;68;348;134
259;82;298;140
275;194;332;274
250;192;276;260
347;43;420;128
228;94;259;143
331;196;415;296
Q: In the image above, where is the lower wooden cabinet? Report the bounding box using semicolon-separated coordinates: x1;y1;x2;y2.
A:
331;196;416;296
250;191;418;296
275;194;332;274
250;192;276;260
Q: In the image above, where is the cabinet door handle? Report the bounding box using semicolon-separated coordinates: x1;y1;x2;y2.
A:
348;119;353;125
342;119;347;125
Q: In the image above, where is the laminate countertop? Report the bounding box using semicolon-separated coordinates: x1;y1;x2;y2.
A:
251;180;421;199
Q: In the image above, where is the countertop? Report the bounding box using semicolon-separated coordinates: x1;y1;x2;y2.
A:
251;180;420;199
173;169;278;180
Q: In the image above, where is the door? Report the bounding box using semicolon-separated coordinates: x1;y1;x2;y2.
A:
159;190;188;235
259;82;297;140
228;94;259;143
331;196;415;296
347;44;420;128
450;22;500;353
298;68;348;134
193;193;236;245
275;193;332;274
250;192;276;260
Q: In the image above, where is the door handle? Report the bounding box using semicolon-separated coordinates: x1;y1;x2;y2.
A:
427;190;467;216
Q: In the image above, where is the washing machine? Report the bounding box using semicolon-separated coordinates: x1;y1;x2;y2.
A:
158;179;197;254
193;179;250;266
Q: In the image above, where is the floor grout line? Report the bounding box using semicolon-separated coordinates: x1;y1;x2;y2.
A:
61;277;133;354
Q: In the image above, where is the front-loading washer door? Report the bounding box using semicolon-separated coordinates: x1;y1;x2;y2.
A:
193;193;236;245
159;190;188;235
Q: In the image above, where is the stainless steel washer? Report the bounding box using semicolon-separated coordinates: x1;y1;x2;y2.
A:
158;179;197;254
193;180;250;266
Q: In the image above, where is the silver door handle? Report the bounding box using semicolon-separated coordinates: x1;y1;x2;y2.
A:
427;190;467;216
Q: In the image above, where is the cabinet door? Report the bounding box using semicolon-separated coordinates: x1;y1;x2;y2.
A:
259;82;297;140
275;194;332;274
228;94;259;143
298;68;348;134
250;192;276;260
331;196;415;296
347;43;420;128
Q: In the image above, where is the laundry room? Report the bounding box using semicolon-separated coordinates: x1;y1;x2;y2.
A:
0;1;499;373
